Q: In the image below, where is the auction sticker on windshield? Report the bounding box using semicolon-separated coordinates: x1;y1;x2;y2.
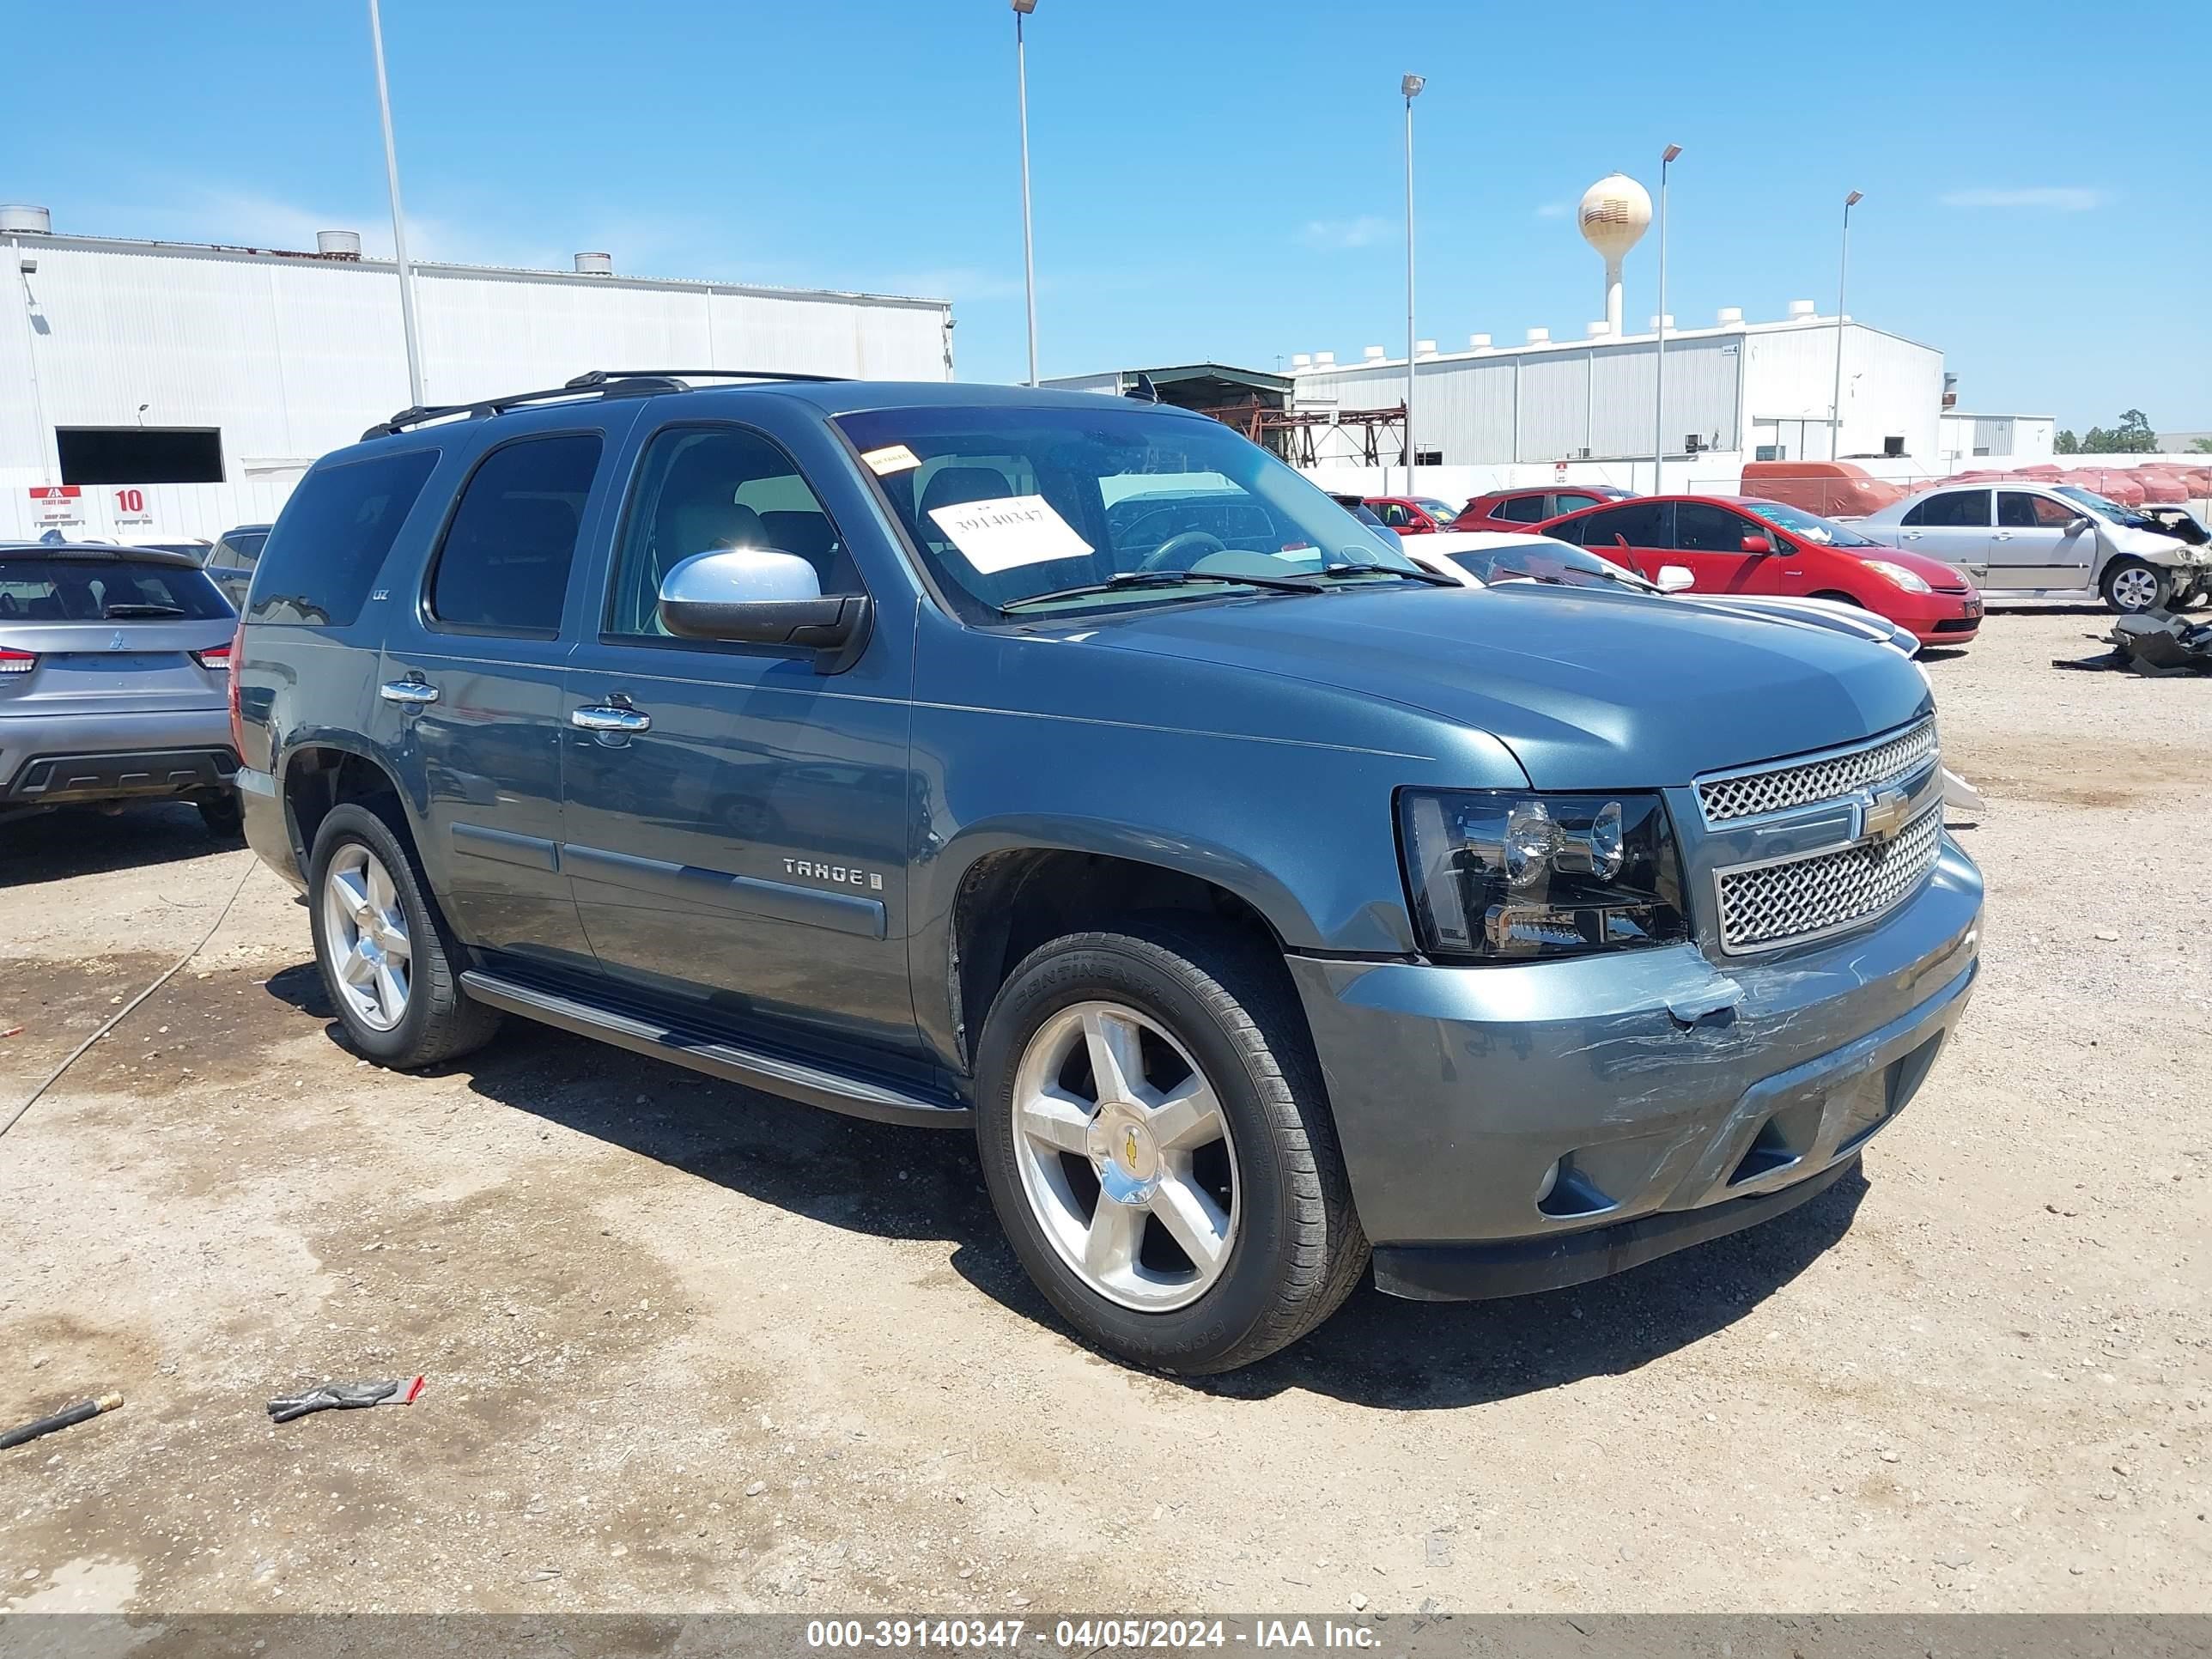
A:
927;494;1095;574
860;443;923;476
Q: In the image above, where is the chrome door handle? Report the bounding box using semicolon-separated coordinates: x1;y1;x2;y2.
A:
379;678;440;706
570;705;652;733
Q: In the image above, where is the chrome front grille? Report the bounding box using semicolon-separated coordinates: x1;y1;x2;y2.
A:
1698;718;1939;824
1716;802;1945;954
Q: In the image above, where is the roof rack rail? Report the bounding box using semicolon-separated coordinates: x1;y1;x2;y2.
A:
361;367;850;441
562;368;852;389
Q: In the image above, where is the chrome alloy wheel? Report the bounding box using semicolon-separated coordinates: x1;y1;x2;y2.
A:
2111;564;2162;612
1010;1000;1240;1312
322;844;412;1032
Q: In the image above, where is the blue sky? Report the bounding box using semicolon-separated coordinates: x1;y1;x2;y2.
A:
12;0;2209;429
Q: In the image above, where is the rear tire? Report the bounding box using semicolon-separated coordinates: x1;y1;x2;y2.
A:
974;921;1367;1374
307;801;500;1069
2101;557;2172;615
197;792;243;840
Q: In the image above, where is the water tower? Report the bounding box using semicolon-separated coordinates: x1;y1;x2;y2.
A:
1578;173;1652;337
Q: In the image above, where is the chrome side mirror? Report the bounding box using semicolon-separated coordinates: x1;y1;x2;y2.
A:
657;548;872;672
1655;564;1696;592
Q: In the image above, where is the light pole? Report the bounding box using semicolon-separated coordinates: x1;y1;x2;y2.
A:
1830;189;1863;460
1654;143;1681;494
368;0;426;409
1401;72;1424;495
1013;0;1041;386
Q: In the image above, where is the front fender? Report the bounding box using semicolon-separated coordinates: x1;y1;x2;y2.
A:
905;716;1524;1073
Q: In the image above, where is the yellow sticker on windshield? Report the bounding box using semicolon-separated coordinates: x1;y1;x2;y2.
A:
860;444;922;476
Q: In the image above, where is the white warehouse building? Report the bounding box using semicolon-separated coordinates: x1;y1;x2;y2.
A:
0;205;953;544
1287;300;1946;499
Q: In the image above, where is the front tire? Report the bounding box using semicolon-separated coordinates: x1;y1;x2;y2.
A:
2101;557;2172;615
974;923;1366;1374
307;801;500;1068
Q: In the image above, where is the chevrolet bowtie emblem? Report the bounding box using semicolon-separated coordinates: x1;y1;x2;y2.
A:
1123;1128;1140;1169
1860;786;1911;842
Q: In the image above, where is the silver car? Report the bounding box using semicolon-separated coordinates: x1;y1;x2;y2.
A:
0;542;242;836
1856;482;2209;614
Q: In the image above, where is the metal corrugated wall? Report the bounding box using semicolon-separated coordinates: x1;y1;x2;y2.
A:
1;236;950;540
1650;336;1741;455
1291;335;1744;466
1741;324;1940;461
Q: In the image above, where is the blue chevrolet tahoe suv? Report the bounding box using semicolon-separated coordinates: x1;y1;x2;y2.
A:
232;370;1983;1373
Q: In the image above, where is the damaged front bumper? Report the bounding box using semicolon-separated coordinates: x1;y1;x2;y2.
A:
1290;836;1983;1300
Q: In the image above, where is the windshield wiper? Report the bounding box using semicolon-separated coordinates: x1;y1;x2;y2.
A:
101;602;186;617
1000;568;1324;611
1304;562;1459;587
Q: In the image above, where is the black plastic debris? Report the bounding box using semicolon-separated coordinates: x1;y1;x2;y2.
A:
267;1376;425;1424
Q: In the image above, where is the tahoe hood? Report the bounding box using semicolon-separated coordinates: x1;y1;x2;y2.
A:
1089;582;1931;791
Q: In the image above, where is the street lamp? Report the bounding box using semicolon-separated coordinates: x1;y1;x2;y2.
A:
1401;72;1425;495
367;0;426;409
1013;0;1040;386
1654;143;1681;493
1830;189;1863;460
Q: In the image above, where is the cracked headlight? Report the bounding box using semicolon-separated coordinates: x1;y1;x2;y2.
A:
1398;790;1690;961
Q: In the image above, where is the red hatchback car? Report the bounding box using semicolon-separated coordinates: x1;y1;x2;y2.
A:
1451;483;1634;532
1362;495;1463;534
1539;494;1983;647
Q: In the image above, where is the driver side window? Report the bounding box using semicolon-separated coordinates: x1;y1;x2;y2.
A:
1674;502;1752;552
606;426;861;640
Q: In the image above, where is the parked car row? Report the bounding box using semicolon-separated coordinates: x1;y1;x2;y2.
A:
1366;489;1984;644
210;372;1983;1375
1364;469;2210;620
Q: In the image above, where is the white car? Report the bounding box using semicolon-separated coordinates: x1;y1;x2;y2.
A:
1856;482;2208;614
1401;531;1923;654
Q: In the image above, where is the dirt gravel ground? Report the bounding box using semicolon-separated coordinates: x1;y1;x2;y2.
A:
0;608;2206;1617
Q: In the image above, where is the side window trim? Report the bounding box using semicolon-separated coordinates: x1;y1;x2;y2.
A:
599;417;871;655
418;428;608;640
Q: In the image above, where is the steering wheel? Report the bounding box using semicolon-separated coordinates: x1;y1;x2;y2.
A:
1136;528;1231;573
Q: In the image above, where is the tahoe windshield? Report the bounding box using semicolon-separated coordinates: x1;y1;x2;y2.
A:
1742;501;1882;547
836;404;1420;617
2055;485;2149;529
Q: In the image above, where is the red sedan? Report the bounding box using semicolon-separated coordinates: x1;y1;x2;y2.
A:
1539;494;1982;647
1451;483;1633;532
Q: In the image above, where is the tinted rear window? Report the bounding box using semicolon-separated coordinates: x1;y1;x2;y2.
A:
1902;489;1990;529
250;448;441;626
214;531;269;566
428;434;601;634
1571;501;1671;547
0;559;231;622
